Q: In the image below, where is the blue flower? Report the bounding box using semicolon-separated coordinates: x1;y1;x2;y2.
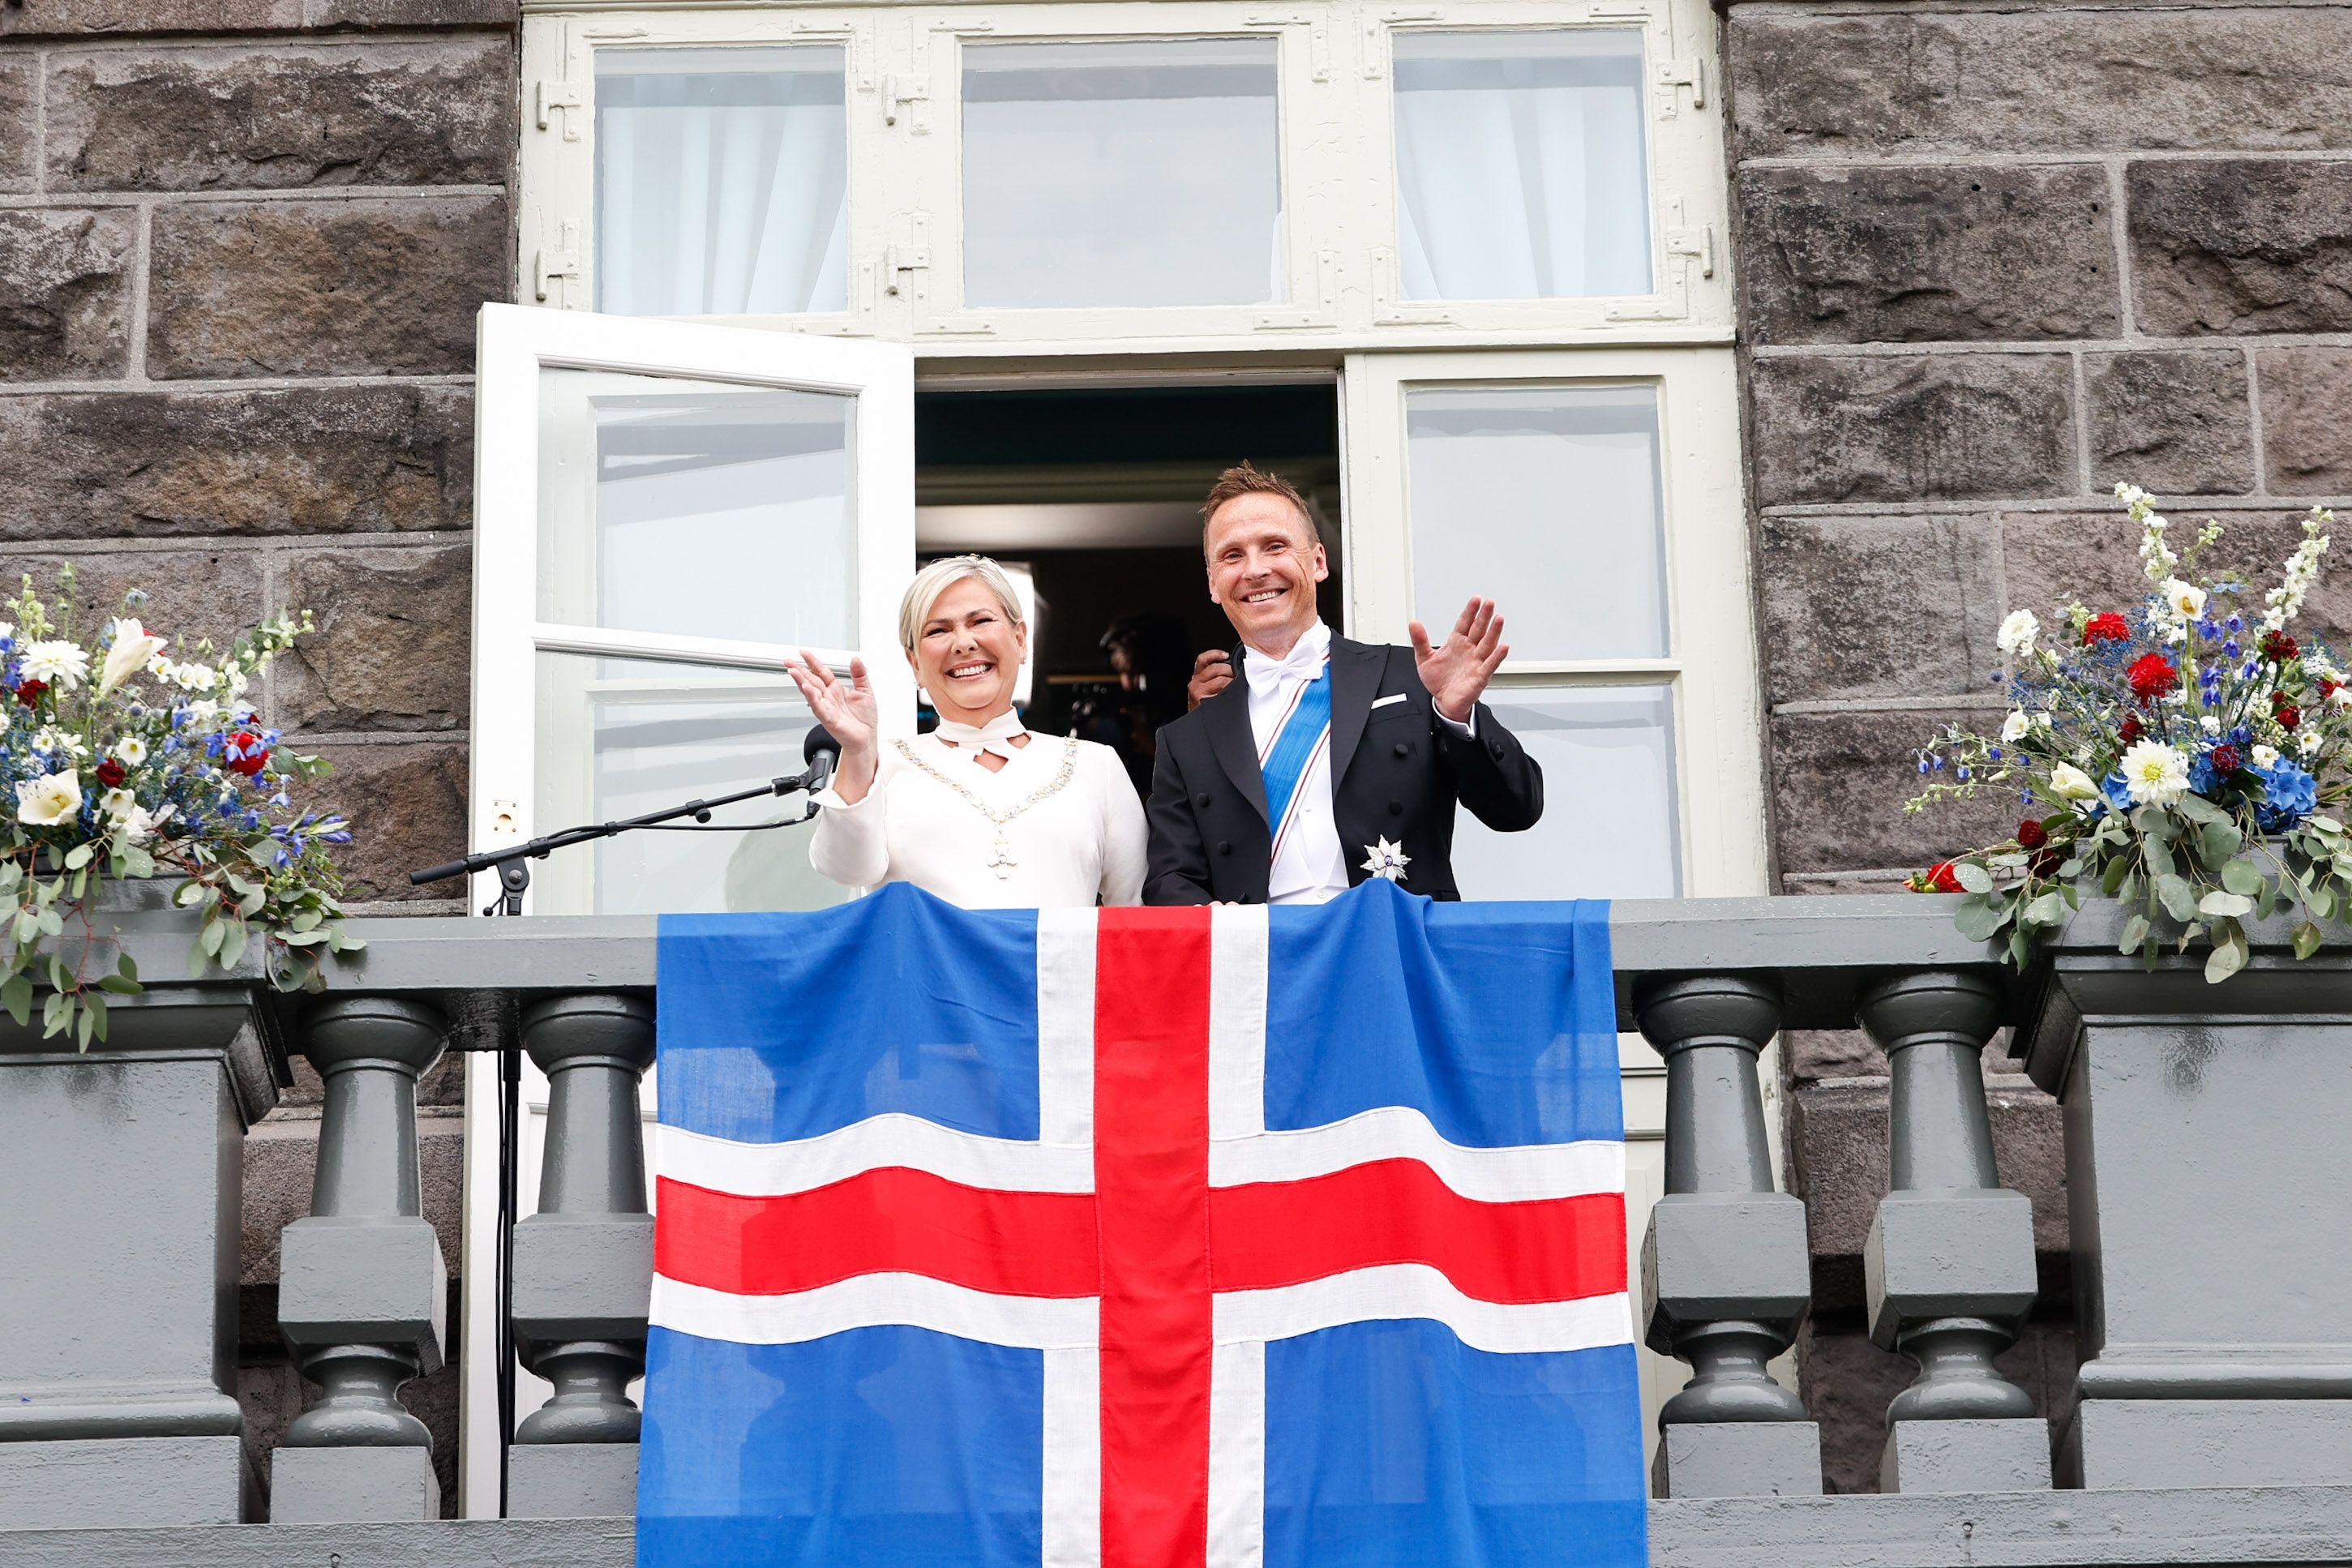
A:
2251;760;2320;832
2100;770;2136;816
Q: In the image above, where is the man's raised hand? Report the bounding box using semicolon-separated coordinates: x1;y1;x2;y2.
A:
1407;598;1509;724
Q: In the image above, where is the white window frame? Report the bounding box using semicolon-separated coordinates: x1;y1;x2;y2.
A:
516;0;1733;354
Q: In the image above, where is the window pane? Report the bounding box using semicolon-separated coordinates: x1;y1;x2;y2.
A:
1450;685;1678;900
595;47;848;316
1393;31;1650;300
537;368;855;648
962;39;1283;309
1406;385;1666;660
533;653;848;915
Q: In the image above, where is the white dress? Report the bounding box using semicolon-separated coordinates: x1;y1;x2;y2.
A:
809;719;1147;909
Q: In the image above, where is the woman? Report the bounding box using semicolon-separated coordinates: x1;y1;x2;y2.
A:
786;555;1146;908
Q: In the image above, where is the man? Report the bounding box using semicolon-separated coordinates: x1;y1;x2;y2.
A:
1144;463;1542;905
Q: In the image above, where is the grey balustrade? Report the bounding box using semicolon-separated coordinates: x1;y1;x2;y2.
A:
272;996;449;1522
506;994;657;1519
1636;975;1823;1497
1857;970;2047;1494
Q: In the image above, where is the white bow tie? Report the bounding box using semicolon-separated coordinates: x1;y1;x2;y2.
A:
933;710;1027;764
1247;626;1331;690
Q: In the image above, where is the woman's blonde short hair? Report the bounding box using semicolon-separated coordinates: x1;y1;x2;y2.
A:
898;555;1027;653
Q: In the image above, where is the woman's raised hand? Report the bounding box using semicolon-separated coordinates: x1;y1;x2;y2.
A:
786;651;880;760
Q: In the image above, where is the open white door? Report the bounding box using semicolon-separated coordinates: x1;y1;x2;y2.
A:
459;303;915;1514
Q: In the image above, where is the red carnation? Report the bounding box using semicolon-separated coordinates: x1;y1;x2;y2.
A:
2127;653;2179;705
2211;744;2242;776
2262;631;2300;663
2323;678;2341;703
14;679;45;708
2278;705;2303;732
2016;820;2049;850
225;730;270;778
94;757;126;789
2029;846;2063;879
1922;860;1964;894
2118;714;2145;747
2083;613;2131;645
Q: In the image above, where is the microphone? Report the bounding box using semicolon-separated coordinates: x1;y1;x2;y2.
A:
800;722;841;795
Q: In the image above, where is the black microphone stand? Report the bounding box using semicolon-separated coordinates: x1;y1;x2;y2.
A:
405;757;829;1515
407;765;828;916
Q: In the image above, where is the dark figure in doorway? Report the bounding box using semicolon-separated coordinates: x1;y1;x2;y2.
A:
1068;614;1195;797
1144;463;1544;905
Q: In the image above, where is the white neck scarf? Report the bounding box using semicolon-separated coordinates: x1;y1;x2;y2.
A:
932;709;1028;765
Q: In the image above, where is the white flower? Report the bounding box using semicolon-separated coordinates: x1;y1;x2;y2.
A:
20;640;89;689
96;618;168;698
2253;743;2281;769
112;803;168;846
0;620;13;641
2034;711;2054;730
171;662;218;692
13;769;81;827
2120;739;2191;807
98;786;138;820
223;666;250;699
2331;686;2352;709
2200;713;2223;735
2049;761;2101;801
112;735;148;766
186;698;221;726
2001;710;2031;743
2161;579;2208;622
2301;730;2325;757
147;650;173;679
1997;609;2041;658
30;726;88;759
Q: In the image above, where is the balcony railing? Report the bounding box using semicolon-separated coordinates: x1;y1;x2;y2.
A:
6;893;2352;1566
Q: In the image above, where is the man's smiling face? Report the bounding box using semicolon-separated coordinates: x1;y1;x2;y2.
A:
1205;491;1327;656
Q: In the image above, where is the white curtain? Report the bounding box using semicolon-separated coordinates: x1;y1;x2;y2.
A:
1393;32;1651;301
596;48;850;316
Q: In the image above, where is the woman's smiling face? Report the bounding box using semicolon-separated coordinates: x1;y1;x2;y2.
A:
908;573;1026;723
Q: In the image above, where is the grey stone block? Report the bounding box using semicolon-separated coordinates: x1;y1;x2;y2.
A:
0;207;138;383
310;0;517;23
2064;1399;2352;1490
512;1215;654;1342
1765;710;2011;880
0;0;302;36
1865;1189;2037;1347
0;59;34;193
1654;1421;1823;1499
1749;353;2076;507
2084;349;2254;496
43;39;511;192
302;740;469;904
0;1436;249;1527
1643;1193;1812;1349
2260;345;2352;495
269;1443;439;1523
1739;165;2117;345
1881;1417;2050;1494
0;383;474;542
2128;159;2352;335
147;194;508;379
507;1442;640;1520
276;544;473;733
1727;9;2352;160
1757;513;2001;705
277;1216;447;1369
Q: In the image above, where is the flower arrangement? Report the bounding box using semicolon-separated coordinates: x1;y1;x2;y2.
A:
1908;485;2347;983
2;568;362;1047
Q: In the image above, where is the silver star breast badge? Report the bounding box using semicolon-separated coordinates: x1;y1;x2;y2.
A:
1361;837;1412;882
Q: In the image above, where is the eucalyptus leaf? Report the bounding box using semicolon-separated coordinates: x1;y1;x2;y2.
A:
2174;794;2224;825
85;992;106;1046
2314;816;2345;836
118;950;136;983
174;882;204;908
2316;884;2338;919
2221;859;2265;898
220;923;247;971
2025;889;2067;927
2102;857;2131;897
2258;877;2279;922
2157;874;2199;923
74;1005;93;1052
2205;923;2249;983
96;974;138;995
123;848;154;879
199;918;226;958
0;973;29;1026
2119;914;2150;955
2294;920;2326;961
1954;861;1994;895
2202;820;2244;865
62;843;92;871
2198;889;2255;918
1956;898;2012;942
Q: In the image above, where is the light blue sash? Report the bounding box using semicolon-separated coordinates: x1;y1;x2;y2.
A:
1261;664;1333;846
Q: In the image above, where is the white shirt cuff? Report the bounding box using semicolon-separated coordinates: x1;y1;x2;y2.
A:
1435;705;1476;739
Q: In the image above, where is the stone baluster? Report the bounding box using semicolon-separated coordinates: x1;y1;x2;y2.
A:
1637;975;1823;1497
1857;970;2047;1494
507;994;657;1519
273;996;449;1522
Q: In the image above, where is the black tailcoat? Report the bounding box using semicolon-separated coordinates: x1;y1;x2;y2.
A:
1142;634;1544;905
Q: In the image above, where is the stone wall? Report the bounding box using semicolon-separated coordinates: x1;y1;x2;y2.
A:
1722;0;2352;1490
1;0;513;1511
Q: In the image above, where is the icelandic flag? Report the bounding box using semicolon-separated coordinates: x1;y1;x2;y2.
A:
640;879;1643;1568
